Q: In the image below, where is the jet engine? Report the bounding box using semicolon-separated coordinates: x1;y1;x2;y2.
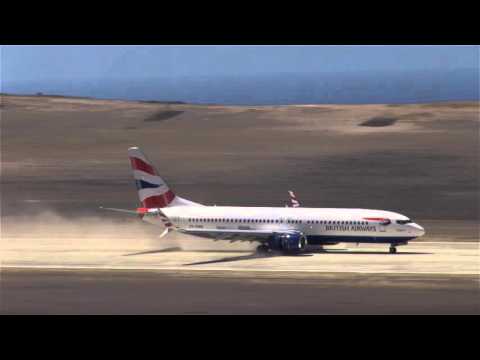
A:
270;232;308;253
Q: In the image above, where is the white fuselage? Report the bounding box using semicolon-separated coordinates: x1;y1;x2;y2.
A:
143;205;425;245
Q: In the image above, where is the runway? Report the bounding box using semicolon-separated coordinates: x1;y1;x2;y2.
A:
2;236;478;314
1;267;478;315
1;236;478;275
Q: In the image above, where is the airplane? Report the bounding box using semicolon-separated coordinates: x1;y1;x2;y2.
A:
101;147;425;255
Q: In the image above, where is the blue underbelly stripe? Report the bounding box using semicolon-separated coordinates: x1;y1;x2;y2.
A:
306;235;416;244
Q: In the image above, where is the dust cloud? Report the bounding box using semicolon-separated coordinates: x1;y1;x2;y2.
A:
0;210;256;261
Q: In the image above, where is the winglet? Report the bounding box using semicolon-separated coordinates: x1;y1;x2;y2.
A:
288;190;300;208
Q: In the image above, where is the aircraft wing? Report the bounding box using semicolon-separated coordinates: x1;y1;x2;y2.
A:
178;228;279;242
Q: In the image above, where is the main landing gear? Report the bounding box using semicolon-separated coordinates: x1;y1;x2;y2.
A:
389;245;397;254
256;244;270;254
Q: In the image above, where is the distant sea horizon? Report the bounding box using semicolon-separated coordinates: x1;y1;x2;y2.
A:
2;68;478;105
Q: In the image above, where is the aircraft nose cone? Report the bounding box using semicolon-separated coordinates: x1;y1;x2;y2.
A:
411;223;425;237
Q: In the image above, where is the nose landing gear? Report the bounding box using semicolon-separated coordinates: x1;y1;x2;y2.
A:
389;245;397;254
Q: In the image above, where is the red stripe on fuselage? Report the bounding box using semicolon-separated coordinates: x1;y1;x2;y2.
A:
130;157;156;175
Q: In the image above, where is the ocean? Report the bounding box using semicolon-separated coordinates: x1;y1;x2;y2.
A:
2;68;478;105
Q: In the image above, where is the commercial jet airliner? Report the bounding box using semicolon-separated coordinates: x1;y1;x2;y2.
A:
102;147;425;254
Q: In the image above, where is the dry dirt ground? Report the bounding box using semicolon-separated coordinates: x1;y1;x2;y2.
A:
1;95;478;240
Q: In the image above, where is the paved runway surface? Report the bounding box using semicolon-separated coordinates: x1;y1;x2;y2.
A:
1;239;478;314
1;237;478;274
1;269;478;314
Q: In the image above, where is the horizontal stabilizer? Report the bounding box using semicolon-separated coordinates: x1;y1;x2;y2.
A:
99;206;137;214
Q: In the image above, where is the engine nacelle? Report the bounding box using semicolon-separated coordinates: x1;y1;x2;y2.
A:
270;232;308;253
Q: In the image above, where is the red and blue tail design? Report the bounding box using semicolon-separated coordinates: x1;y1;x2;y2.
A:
128;147;176;208
288;190;300;208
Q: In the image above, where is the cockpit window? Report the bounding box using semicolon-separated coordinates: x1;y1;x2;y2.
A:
396;219;412;225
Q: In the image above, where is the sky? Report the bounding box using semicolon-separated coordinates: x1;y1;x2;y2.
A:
2;45;478;82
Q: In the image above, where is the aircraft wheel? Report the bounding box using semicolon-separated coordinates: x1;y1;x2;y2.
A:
256;244;270;254
389;246;397;254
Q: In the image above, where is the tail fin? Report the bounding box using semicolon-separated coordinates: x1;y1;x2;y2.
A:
288;190;300;208
128;147;176;208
